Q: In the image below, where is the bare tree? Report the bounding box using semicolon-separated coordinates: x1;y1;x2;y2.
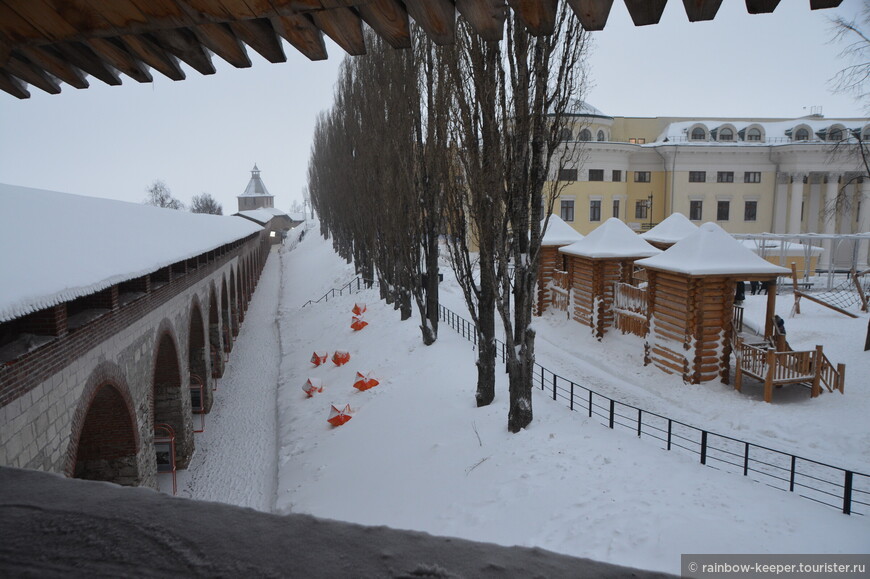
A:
831;2;870;110
145;180;184;210
190;192;223;215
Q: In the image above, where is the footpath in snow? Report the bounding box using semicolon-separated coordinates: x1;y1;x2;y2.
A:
270;230;869;576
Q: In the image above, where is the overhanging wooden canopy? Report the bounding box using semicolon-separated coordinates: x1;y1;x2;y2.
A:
0;0;842;99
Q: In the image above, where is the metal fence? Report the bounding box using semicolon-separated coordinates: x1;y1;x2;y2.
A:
302;276;868;516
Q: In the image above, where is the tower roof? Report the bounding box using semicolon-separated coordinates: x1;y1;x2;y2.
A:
239;164;272;198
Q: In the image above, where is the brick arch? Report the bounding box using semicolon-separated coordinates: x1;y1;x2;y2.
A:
188;297;212;413
221;275;232;354
235;262;245;324
208;282;224;379
151;322;194;469
229;268;239;337
65;361;141;486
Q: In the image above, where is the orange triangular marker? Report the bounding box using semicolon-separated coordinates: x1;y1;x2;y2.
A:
351;317;369;331
311;351;328;366
327;404;352;426
352;303;367;316
302;377;323;398
332;350;351;366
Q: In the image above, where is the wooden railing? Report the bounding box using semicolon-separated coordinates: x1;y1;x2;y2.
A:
613;282;648;338
734;339;845;403
547;269;570;312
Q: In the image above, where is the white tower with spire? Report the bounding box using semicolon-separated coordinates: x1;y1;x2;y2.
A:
237;164;275;211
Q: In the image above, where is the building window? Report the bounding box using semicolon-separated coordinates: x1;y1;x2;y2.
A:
829;128;843;141
689;200;703;221
613;199;620;219
717;200;730;221
561;199;575;222
590;200;601;222
559;128;573;141
795;128;810;141
612;170;622;182
689;171;706;183
558;168;578;181
717;171;734;183
629;138;637;144
637;138;646;144
634;171;651;183
635;200;649;219
746;128;762;141
744;201;757;222
597;130;605;141
588;169;604;181
744;171;761;183
719;127;734;141
579;128;591;141
691;127;706;140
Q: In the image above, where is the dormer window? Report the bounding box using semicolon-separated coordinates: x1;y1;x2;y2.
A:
578;128;591;141
718;127;734;141
828;126;844;141
691;127;706;140
559;128;573;142
795;128;810;141
746;128;762;141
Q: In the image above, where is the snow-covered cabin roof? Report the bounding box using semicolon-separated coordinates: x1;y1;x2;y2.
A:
559;218;660;259
635;222;791;276
0;183;263;323
239;164;273;198
542;214;584;246
639;213;699;245
655;117;867;144
236;209;278;225
258;207;290;217
288;212;306;222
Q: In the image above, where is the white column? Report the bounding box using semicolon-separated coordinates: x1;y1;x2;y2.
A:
858;179;870;267
773;172;789;233
807;174;821;233
787;173;805;234
821;173;840;270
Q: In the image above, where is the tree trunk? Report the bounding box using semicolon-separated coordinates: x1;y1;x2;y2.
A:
476;287;497;407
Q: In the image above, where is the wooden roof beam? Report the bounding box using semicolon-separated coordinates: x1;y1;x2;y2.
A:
0;67;28;98
745;0;780;13
404;0;456;45
4;52;61;94
356;0;412;49
456;0;507;42
682;0;723;22
566;0;614;31
193;21;251;68
153;27;216;75
120;33;186;80
271;13;327;61
623;0;667;26
311;7;366;55
17;45;89;89
506;0;558;36
83;37;152;83
229;18;286;63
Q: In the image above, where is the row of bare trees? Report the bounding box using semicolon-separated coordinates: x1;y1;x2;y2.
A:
144;180;223;215
308;4;589;432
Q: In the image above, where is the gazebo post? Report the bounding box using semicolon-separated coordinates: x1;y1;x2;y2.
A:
764;279;777;340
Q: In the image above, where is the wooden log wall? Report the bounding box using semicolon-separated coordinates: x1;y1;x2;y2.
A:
536;246;561;315
569;256;634;339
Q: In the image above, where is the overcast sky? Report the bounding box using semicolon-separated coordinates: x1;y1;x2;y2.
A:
0;0;865;213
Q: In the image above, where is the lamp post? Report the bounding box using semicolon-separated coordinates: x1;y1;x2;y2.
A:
647;193;654;229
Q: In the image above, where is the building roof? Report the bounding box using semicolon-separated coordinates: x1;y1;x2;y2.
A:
542;214;584;246
235;209;278;225
635;222;791;276
640;213;699;245
239;164;273;198
0;2;842;100
654;117;868;144
0;183;262;323
559;218;660;259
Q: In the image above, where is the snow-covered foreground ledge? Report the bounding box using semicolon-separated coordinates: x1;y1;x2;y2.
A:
274;232;869;576
0;467;666;578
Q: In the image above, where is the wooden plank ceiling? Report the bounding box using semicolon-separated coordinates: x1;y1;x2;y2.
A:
0;0;842;99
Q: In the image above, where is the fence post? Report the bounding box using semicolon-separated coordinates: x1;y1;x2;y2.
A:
843;471;853;515
637;409;642;438
588;390;592;418
608;399;615;429
541;366;545;391
743;442;750;476
789;456;797;492
570;382;574;411
667;419;672;450
552;374;557;401
700;431;708;465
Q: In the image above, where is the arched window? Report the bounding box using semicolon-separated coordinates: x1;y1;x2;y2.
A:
828;127;843;141
795;128;810;141
597;130;605;141
691;127;706;140
578;128;591;141
746;128;762;141
559;127;573;142
718;127;734;141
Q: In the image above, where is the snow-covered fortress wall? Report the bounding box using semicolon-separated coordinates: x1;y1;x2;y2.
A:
0;226;270;489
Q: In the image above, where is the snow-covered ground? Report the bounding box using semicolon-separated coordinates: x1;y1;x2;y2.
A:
174;225;867;575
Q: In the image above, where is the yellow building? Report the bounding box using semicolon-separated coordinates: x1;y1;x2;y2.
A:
547;104;870;269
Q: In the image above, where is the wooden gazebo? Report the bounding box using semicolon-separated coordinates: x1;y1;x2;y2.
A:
639;212;699;251
559;218;660;339
635;222;789;385
537;214;583;315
